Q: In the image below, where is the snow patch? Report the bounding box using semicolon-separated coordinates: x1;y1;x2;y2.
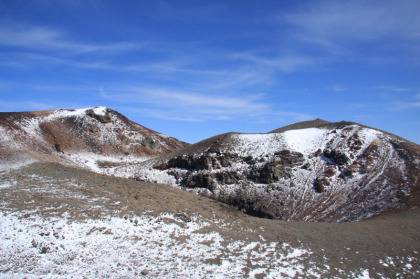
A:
283;128;330;155
64;152;149;174
0;211;318;278
44;106;108;121
91;106;109;116
0;182;12;189
232;133;286;157
231;128;331;157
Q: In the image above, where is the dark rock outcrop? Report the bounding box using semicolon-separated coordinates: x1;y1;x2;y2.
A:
322;149;349;165
85;108;111;123
157;150;306;191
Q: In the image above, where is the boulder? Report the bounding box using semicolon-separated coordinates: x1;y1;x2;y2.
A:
85;108;111;123
314;178;329;193
323;149;349;165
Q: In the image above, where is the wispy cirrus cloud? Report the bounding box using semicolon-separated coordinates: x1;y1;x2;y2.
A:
0;32;273;93
375;85;413;92
0;22;322;97
0;26;140;55
100;86;312;123
328;85;347;92
391;101;420;110
232;52;318;73
385;88;420;111
281;0;420;57
0;51;111;70
101;87;269;114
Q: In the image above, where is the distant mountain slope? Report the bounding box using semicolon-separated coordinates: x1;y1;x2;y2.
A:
0;107;188;171
115;120;420;222
269;118;331;133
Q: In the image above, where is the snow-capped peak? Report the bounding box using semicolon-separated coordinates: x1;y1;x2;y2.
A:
43;106;110;121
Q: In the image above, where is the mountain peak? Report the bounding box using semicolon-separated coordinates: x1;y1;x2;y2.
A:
0;107;188;171
269;118;331;133
121;120;420;222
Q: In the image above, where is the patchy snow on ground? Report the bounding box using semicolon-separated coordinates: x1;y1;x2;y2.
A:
0;154;37;172
0;211;322;278
2;209;410;278
0;182;12;189
231;133;286;158
63;152;149;175
378;254;419;277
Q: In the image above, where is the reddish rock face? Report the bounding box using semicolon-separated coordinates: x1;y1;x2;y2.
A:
0;107;188;168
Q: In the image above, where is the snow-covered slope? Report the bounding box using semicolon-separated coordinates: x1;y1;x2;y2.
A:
115;121;420;222
0;107;188;172
2;163;417;278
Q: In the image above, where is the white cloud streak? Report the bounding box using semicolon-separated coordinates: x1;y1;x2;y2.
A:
329;85;347;92
392;102;420;110
232;52;317;73
102;87;268;114
0;26;140;55
282;0;420;56
0;52;112;70
100;87;312;123
375;86;413;92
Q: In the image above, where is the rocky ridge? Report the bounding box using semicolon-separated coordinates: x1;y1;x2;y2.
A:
115;120;420;222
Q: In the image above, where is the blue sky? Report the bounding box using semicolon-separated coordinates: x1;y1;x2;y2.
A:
0;0;419;144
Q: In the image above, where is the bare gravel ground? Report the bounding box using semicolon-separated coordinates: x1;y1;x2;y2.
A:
0;163;419;278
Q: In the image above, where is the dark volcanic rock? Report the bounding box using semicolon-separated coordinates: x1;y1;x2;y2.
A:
163;153;239;171
86;108;111;123
215;171;242;185
162;150;305;191
313;178;329;193
322;149;349;165
249;161;285;184
165;155;200;170
54;144;62;152
248;151;304;183
185;172;216;189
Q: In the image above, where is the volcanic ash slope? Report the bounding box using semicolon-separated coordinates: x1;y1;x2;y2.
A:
115;121;420;222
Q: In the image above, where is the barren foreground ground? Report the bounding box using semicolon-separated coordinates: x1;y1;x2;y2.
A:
1;163;419;278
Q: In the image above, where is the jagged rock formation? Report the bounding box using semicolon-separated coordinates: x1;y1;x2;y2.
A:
118;120;420;222
0;107;188;170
